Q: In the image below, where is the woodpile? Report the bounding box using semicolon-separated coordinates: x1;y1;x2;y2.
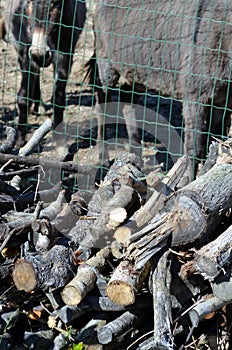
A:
1;121;232;349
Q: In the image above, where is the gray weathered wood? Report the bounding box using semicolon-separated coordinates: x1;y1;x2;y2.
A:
152;251;174;349
194;224;232;281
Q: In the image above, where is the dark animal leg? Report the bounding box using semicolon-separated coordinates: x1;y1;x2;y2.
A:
95;84;112;163
183;97;208;177
31;73;41;116
51;54;70;132
50;54;73;157
121;89;141;156
17;53;40;146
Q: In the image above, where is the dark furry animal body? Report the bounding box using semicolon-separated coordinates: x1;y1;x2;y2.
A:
87;0;232;173
4;0;86;145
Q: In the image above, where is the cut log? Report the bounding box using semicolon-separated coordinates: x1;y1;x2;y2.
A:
114;214;138;245
31;191;87;241
18;119;52;157
126;162;232;270
108;207;127;228
152;250;174;349
189;294;229;328
79;184;140;250
135;155;190;227
111;240;124;259
10;119;53;189
72;152;146;253
61;247;111;305
0;127;17;154
75;315;107;347
12;245;75;292
106;259;151;306
97;310;141;345
56;294;152;323
12;259;37;292
193;224;232;281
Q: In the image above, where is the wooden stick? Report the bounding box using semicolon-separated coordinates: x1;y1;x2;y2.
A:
56;294;152;323
11;119;53;189
152;251;174;349
18;119;52;157
0;152;79;172
106;259;151;306
61;247;111;306
97;310;141;345
80;184;140;249
125;162;232;271
194;224;232;281
12;245;75;292
189;294;228;327
0;127;17;154
0;166;39;180
135;155;190;227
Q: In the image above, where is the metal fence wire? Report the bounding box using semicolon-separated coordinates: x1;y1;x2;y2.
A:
0;0;231;193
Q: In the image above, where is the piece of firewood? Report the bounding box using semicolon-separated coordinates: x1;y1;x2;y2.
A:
39;190;65;221
12;245;75;292
56;294;152;323
108;207;127;228
106;259;151;306
0;152;79;172
1;187;62;234
71;152;146;252
188;294;229;328
61;247;111;305
152;250;174;349
11;119;53;190
199;138;232;176
135;155;190;227
75;315;108;347
193;224;232;281
0;202;43;252
97;310;142;345
126;162;232;270
18;119;52;157
32;191;87;243
80;184;140;250
114;214;138;245
211;269;232;302
27;191;65;250
110;240;125;258
12;259;37;292
0;127;17;154
0;166;39;181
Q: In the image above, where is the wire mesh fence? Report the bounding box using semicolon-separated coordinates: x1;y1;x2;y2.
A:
0;0;231;194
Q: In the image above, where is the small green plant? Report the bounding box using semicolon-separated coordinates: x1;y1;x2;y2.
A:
67;342;85;350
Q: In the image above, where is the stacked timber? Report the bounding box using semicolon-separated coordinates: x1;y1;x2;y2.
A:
1;122;232;349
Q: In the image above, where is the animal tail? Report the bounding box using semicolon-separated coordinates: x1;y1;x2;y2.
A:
83;52;99;85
